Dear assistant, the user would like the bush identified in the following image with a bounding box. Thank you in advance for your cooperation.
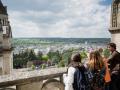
[103,48,110,58]
[41,64,46,69]
[42,55,49,61]
[58,60,65,67]
[31,65,35,70]
[80,51,88,59]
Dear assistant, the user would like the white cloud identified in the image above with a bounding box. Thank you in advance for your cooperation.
[8,0,111,38]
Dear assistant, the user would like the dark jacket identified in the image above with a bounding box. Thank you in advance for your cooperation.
[108,51,120,75]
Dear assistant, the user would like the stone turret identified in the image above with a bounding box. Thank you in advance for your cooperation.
[0,0,12,75]
[109,0,120,52]
[0,0,7,15]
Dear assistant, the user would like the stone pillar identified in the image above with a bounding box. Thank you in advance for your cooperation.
[60,75,63,83]
[3,38,12,49]
[0,18,3,75]
[16,81,43,90]
[0,1,13,75]
[0,56,3,75]
[109,0,120,52]
[2,51,13,75]
[111,32,120,52]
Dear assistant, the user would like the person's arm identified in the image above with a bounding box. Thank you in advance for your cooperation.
[63,67,76,90]
[107,51,117,63]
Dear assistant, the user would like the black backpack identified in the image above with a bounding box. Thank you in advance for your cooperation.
[91,67,106,90]
[73,65,93,90]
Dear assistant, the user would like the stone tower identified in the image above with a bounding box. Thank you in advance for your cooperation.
[0,0,12,75]
[109,0,120,52]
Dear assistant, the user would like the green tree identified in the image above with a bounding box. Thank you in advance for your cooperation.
[58,60,65,67]
[42,55,49,61]
[80,50,88,59]
[47,50,61,64]
[103,48,110,58]
[37,51,43,60]
[28,50,37,61]
[13,53,26,68]
[62,49,73,66]
[13,49,38,69]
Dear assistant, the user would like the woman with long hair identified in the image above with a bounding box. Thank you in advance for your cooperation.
[88,50,105,90]
[88,50,104,72]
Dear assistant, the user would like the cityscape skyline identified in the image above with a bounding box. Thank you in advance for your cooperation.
[2,0,112,38]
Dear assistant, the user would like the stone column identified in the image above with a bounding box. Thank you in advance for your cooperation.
[2,51,13,75]
[0,56,3,75]
[0,21,3,75]
[109,1,120,52]
[111,32,120,52]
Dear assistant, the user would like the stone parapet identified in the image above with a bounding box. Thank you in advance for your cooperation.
[0,67,67,90]
[109,28,120,34]
[111,33,120,52]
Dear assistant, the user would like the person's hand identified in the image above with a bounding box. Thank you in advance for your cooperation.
[63,74,67,78]
[103,57,108,62]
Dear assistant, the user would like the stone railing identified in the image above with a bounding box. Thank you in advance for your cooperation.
[0,67,67,90]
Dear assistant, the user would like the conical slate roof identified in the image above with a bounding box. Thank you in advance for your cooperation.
[114,0,120,3]
[0,0,3,7]
[0,0,7,15]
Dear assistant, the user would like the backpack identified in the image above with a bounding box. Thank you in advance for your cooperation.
[73,65,93,90]
[92,67,106,90]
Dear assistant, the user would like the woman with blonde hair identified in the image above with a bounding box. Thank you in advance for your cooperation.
[88,50,105,90]
[88,50,104,72]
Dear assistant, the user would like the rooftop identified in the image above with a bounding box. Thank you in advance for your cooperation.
[0,0,7,15]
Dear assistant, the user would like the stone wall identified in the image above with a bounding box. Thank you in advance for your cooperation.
[109,0,120,52]
[0,67,67,90]
[2,51,13,75]
[111,33,120,52]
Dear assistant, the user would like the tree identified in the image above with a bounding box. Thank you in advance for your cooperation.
[42,55,49,61]
[58,60,65,67]
[47,50,61,65]
[13,53,26,68]
[62,49,73,66]
[103,48,110,58]
[28,50,37,61]
[37,51,43,60]
[80,50,88,59]
[13,49,38,69]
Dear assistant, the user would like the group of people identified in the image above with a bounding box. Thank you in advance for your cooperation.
[63,43,120,90]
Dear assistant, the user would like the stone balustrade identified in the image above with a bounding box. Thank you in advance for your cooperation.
[0,67,67,90]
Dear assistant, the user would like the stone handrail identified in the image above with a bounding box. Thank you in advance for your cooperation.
[0,67,67,90]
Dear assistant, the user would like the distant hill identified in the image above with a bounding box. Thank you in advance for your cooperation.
[12,38,110,46]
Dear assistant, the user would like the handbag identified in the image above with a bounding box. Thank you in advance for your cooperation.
[104,59,111,83]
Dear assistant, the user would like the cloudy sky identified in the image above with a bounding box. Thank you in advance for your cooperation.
[2,0,112,38]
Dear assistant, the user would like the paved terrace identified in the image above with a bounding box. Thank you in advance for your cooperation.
[0,67,67,90]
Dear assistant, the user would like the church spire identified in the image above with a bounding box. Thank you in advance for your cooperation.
[114,0,119,3]
[0,0,3,7]
[0,0,7,15]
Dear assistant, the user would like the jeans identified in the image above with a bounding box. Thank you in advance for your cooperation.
[109,74,120,90]
[104,83,110,90]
